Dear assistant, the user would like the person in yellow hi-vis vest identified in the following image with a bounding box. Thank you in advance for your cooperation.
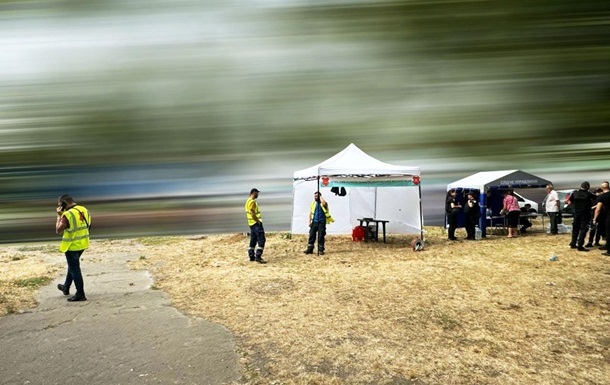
[55,194,91,302]
[304,191,334,255]
[245,188,267,264]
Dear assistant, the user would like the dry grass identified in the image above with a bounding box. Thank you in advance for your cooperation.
[0,244,58,315]
[132,228,609,385]
[2,228,609,384]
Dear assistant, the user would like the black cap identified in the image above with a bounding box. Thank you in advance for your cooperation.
[250,188,260,194]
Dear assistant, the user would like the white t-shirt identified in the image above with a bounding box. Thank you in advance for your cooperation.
[545,190,559,213]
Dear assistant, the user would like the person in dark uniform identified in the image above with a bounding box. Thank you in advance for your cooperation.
[586,188,605,248]
[463,191,480,240]
[568,181,597,251]
[445,189,462,241]
[593,181,610,256]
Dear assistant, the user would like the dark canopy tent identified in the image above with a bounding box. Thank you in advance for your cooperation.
[447,170,552,237]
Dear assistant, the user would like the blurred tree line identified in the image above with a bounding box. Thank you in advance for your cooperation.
[1,0,609,169]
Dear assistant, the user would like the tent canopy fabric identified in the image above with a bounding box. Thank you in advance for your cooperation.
[291,143,423,236]
[294,143,420,180]
[447,170,552,191]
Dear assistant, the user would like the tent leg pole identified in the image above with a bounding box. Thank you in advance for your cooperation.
[419,183,424,240]
[317,175,320,256]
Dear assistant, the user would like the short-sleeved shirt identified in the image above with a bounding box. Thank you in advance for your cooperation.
[596,192,610,222]
[569,189,596,214]
[446,196,459,214]
[503,195,520,212]
[545,190,559,213]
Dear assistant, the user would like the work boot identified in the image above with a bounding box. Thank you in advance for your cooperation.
[303,249,313,255]
[255,258,267,264]
[57,284,70,296]
[577,246,589,252]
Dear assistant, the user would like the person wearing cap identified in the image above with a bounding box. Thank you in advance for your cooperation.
[463,191,480,240]
[568,181,596,251]
[304,191,334,255]
[245,188,266,263]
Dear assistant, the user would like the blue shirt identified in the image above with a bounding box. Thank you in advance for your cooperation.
[312,202,326,223]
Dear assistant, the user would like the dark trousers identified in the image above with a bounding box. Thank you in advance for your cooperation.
[465,217,477,239]
[64,249,85,297]
[248,223,266,260]
[548,212,559,234]
[307,221,326,252]
[589,215,607,245]
[520,218,532,233]
[447,212,458,239]
[571,211,591,247]
[605,217,610,251]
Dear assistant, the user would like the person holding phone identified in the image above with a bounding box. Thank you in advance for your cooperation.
[304,191,334,255]
[55,194,91,302]
[464,191,480,240]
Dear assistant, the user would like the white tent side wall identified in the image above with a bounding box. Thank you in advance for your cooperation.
[348,187,376,229]
[291,181,353,234]
[291,180,422,235]
[375,187,422,233]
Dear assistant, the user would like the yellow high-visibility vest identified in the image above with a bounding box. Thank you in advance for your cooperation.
[310,201,334,223]
[245,197,262,226]
[59,205,91,252]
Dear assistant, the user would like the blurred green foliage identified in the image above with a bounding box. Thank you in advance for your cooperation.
[1,0,609,168]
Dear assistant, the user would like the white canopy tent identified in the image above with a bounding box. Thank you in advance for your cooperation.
[291,143,423,237]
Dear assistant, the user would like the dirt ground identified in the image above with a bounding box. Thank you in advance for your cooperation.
[1,226,609,385]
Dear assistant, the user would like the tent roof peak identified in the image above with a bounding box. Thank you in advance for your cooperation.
[293,144,420,179]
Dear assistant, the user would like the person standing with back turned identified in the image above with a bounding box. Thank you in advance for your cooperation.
[56,194,91,302]
[501,190,521,238]
[568,181,596,251]
[245,188,267,264]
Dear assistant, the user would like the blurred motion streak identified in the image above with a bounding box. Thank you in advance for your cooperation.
[1,0,608,242]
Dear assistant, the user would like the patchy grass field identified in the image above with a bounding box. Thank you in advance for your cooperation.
[0,244,58,315]
[2,227,609,384]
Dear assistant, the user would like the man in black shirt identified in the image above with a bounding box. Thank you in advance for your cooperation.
[585,188,605,247]
[568,182,596,251]
[519,204,533,234]
[464,191,480,240]
[445,189,462,241]
[593,181,610,256]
